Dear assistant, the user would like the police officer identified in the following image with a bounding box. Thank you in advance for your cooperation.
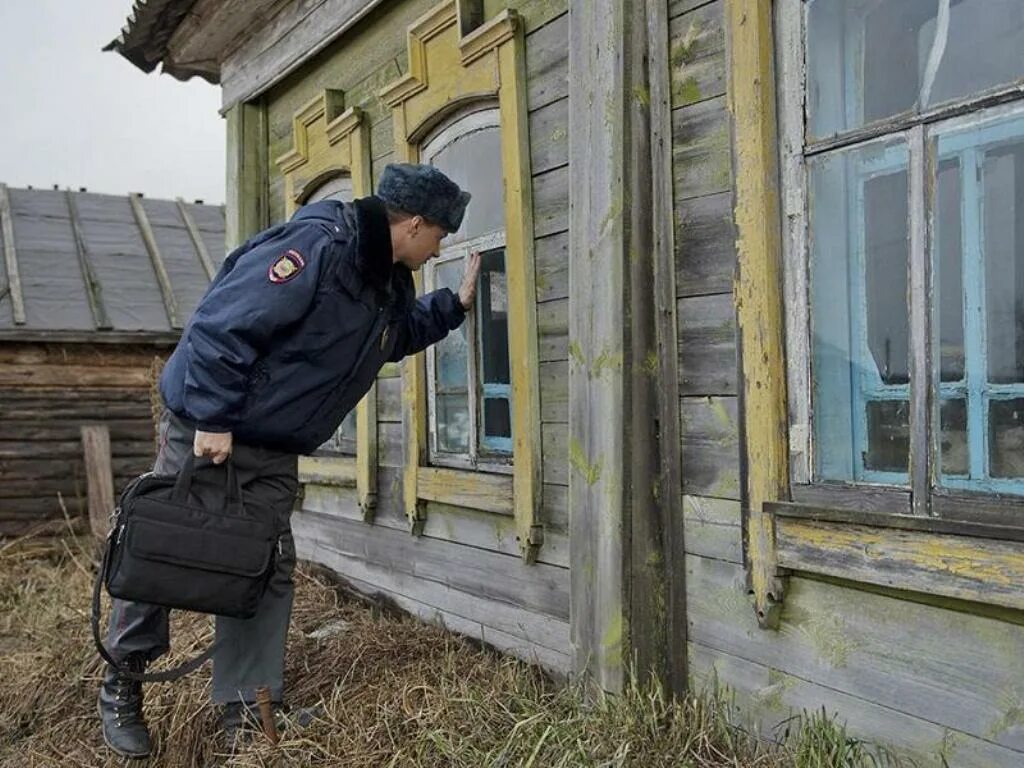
[98,164,480,758]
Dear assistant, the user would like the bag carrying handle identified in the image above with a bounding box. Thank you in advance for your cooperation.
[172,454,243,508]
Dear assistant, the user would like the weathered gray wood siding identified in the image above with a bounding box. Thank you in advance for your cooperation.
[263,0,572,672]
[672,1,1024,764]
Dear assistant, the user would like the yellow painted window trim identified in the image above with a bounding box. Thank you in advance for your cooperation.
[727,0,789,626]
[278,89,378,521]
[381,0,543,562]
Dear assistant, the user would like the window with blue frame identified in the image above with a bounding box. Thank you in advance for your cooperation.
[421,107,513,469]
[788,0,1024,502]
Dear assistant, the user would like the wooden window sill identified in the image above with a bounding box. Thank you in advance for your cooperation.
[417,466,513,515]
[767,501,1024,611]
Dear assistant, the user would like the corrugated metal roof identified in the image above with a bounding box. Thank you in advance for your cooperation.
[104,0,217,83]
[0,185,224,340]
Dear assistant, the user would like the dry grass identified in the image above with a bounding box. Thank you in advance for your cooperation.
[0,532,902,768]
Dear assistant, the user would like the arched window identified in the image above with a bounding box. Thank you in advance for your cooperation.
[421,107,512,468]
[305,173,359,457]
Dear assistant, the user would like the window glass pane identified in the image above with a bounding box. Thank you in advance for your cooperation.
[807,0,1024,139]
[984,140,1024,384]
[865,400,910,473]
[305,174,353,204]
[809,139,909,483]
[919,1,1024,111]
[436,393,471,454]
[428,124,503,245]
[483,399,512,441]
[990,399,1024,478]
[940,398,968,476]
[864,170,910,386]
[936,158,965,382]
[478,250,510,386]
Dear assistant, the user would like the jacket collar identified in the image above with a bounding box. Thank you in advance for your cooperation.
[350,196,394,293]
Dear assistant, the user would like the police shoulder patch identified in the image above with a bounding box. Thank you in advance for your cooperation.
[268,249,306,284]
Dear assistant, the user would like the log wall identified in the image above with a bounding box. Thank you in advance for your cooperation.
[0,342,166,536]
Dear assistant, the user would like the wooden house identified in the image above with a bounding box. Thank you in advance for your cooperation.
[0,185,223,535]
[109,0,1024,763]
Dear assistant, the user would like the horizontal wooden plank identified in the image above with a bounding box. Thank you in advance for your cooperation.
[293,508,569,619]
[537,298,567,363]
[771,500,1024,543]
[776,517,1024,612]
[669,0,725,108]
[0,419,153,443]
[689,643,1024,767]
[686,553,1024,756]
[528,97,568,175]
[0,344,166,367]
[417,466,513,515]
[541,482,568,532]
[683,494,742,563]
[669,0,716,18]
[421,500,569,568]
[679,396,739,499]
[532,165,568,238]
[675,191,736,297]
[677,292,736,396]
[298,455,357,487]
[0,441,153,461]
[535,230,568,303]
[295,531,570,665]
[540,360,568,423]
[525,11,568,111]
[541,422,567,486]
[671,96,731,201]
[0,364,151,389]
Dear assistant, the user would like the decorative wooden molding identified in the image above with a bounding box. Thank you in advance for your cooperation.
[418,467,514,514]
[176,197,218,281]
[65,190,113,331]
[129,193,182,330]
[0,184,26,326]
[460,11,518,66]
[727,0,790,629]
[383,0,541,561]
[278,88,378,521]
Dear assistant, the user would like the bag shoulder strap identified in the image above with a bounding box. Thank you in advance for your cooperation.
[91,540,220,683]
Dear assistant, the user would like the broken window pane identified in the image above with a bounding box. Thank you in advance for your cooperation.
[940,398,969,476]
[810,139,909,483]
[864,400,910,473]
[807,0,1024,140]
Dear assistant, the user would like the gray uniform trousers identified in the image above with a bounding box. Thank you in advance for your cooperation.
[106,411,300,704]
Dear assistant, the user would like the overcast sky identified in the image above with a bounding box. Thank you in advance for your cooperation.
[0,0,226,203]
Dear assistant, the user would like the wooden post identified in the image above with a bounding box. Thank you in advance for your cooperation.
[568,0,683,694]
[225,101,269,250]
[82,425,115,539]
[727,0,790,628]
[0,183,26,325]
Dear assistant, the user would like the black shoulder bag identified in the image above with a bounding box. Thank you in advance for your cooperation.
[91,456,278,682]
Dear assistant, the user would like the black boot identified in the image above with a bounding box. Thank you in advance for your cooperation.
[98,654,152,759]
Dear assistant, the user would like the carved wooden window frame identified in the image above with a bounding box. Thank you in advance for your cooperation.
[380,0,543,561]
[730,0,1024,627]
[275,90,378,520]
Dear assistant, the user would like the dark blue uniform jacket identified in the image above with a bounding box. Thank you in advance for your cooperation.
[159,196,465,454]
